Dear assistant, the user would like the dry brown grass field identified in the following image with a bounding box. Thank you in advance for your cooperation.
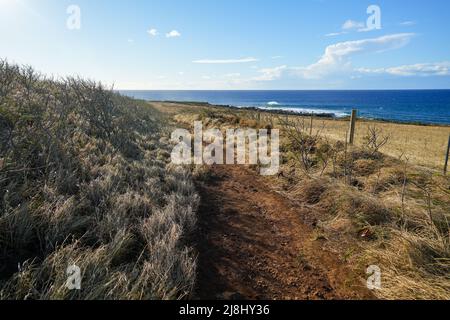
[292,116,450,170]
[155,102,450,169]
[159,102,450,300]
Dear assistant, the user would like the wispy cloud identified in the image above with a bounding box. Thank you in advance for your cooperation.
[253,65,287,81]
[400,21,417,27]
[325,32,346,37]
[147,28,158,36]
[357,62,450,77]
[193,57,259,64]
[166,30,181,38]
[342,19,365,31]
[296,33,415,79]
[252,33,415,81]
[326,18,380,37]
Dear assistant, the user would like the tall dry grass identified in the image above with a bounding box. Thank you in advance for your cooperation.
[272,114,450,169]
[0,61,199,300]
[171,104,450,300]
[164,102,450,169]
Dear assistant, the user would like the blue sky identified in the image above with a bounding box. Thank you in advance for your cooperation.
[1,0,449,89]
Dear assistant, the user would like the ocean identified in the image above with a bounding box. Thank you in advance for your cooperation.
[120,90,450,125]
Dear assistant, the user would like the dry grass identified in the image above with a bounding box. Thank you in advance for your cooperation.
[168,102,450,300]
[163,102,450,169]
[365,228,449,300]
[283,116,450,169]
[0,61,199,300]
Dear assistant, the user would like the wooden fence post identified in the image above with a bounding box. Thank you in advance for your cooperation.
[348,109,358,145]
[444,134,450,175]
[310,112,314,136]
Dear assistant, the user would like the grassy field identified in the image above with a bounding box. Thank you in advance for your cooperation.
[156,102,450,169]
[166,102,450,300]
[153,101,450,168]
[295,116,450,170]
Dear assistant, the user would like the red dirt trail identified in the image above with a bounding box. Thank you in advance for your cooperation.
[194,165,374,300]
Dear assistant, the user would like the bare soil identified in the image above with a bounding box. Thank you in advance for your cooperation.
[194,165,374,300]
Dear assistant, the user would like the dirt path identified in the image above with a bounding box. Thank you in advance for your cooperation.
[194,165,374,300]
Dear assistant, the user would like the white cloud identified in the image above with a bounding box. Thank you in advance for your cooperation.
[400,21,416,27]
[193,57,259,64]
[166,30,181,38]
[325,32,346,37]
[271,56,284,60]
[253,65,287,81]
[326,18,381,37]
[147,28,158,36]
[296,33,415,79]
[342,20,365,31]
[247,33,414,82]
[357,62,450,77]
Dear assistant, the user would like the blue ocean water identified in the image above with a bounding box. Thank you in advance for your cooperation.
[120,90,450,125]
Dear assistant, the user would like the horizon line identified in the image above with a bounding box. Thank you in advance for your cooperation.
[116,88,450,91]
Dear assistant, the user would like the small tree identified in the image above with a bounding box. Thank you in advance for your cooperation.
[278,116,324,175]
[363,126,391,156]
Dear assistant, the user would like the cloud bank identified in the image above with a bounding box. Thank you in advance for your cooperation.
[255,33,415,81]
[357,62,450,77]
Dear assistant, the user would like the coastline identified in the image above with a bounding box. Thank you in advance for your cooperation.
[153,100,450,169]
[151,100,450,128]
[119,89,450,127]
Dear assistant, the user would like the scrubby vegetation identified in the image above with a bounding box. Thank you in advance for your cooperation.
[0,61,199,300]
[1,60,447,300]
[172,104,450,300]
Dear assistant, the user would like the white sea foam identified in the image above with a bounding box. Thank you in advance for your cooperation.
[271,107,348,118]
[236,105,349,118]
[267,101,279,106]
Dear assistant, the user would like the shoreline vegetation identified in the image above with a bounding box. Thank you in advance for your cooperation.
[0,61,199,299]
[143,100,450,128]
[154,101,450,170]
[1,61,449,300]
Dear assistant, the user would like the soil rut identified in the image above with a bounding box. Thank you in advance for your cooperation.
[195,165,373,300]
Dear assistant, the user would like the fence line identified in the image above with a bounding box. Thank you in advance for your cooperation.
[348,109,358,145]
[444,134,450,175]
